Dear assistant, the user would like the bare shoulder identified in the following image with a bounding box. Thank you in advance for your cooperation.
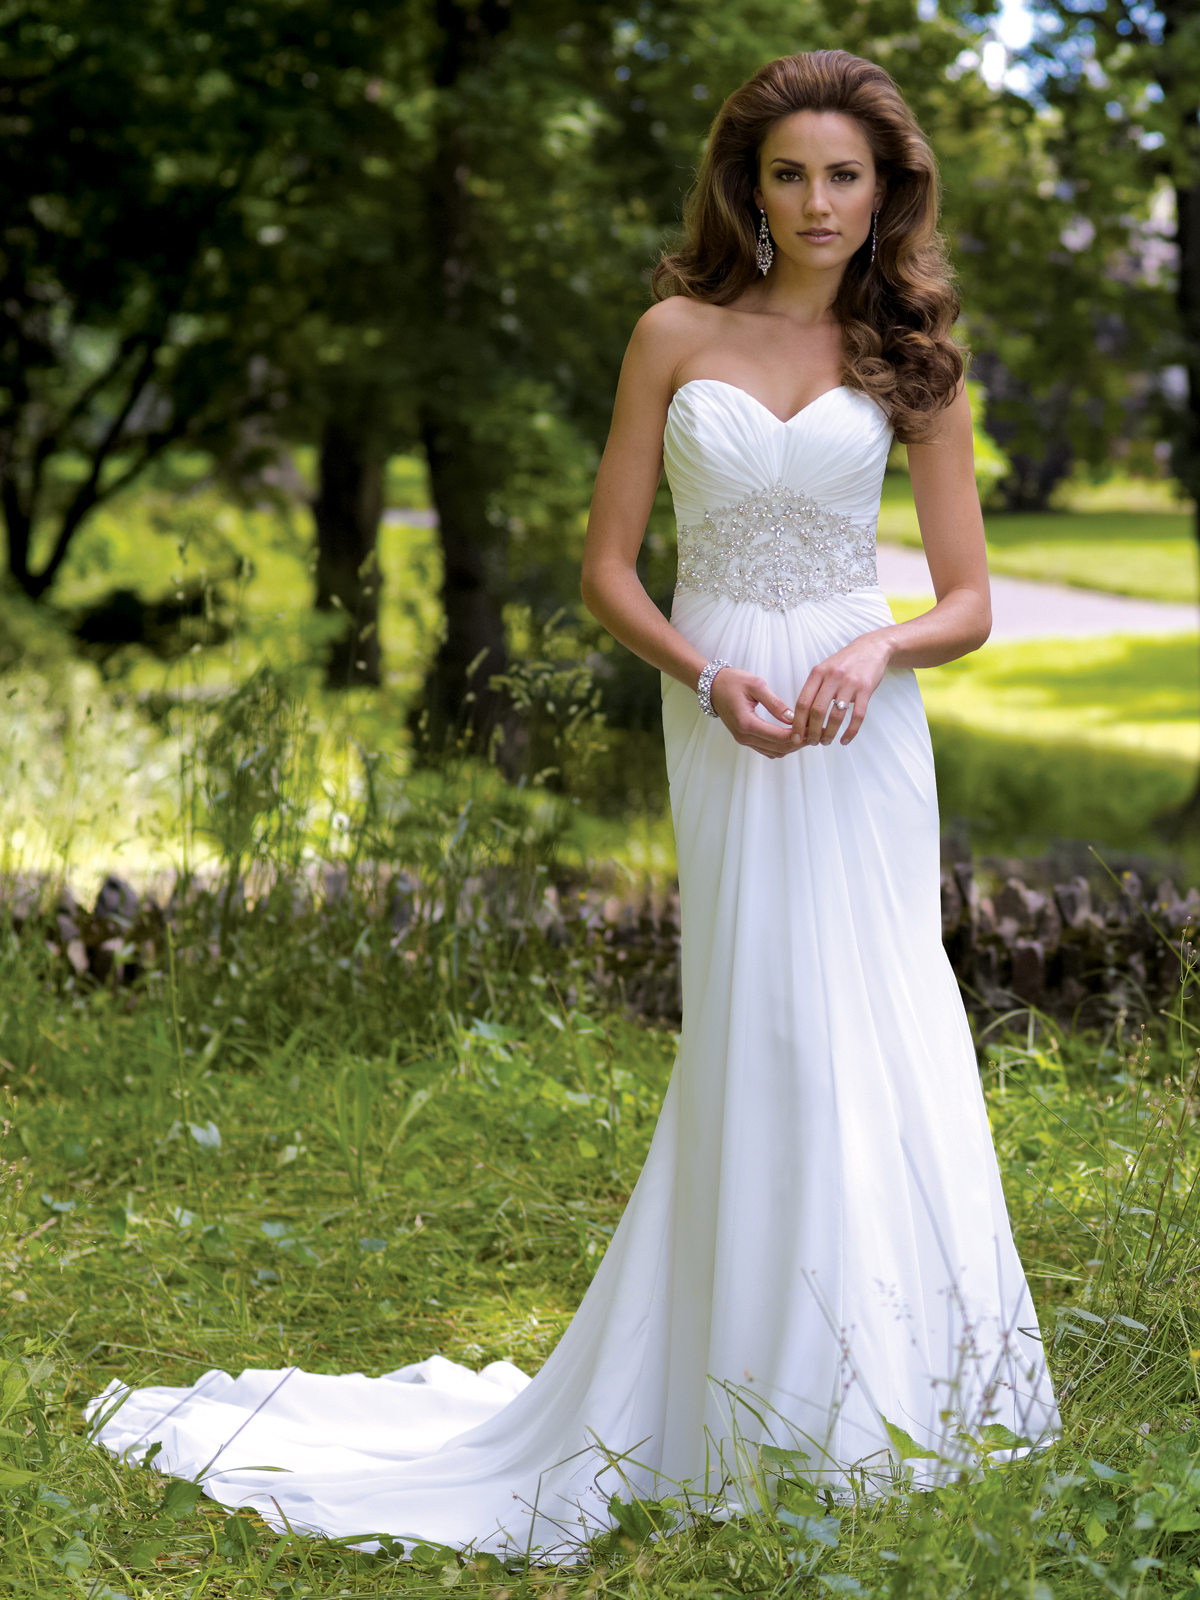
[907,380,971,452]
[626,295,726,385]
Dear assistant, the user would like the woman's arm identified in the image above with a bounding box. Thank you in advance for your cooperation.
[791,383,991,747]
[582,304,799,758]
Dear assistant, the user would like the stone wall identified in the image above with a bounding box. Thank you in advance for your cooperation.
[14,851,1196,1032]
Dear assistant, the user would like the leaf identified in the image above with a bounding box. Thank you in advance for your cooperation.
[577,1138,599,1160]
[978,1424,1033,1453]
[384,1085,434,1157]
[216,1512,260,1563]
[761,1443,811,1471]
[1163,1511,1200,1534]
[1086,1514,1108,1547]
[819,1579,863,1596]
[777,1509,841,1548]
[1089,1460,1130,1482]
[0,1466,34,1487]
[409,1543,446,1568]
[1110,1314,1149,1331]
[53,1535,91,1578]
[882,1417,938,1460]
[608,1493,672,1543]
[161,1478,203,1520]
[188,1120,221,1149]
[130,1539,168,1571]
[106,1204,127,1240]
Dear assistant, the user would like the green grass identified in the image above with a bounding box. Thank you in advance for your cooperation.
[9,815,1200,1596]
[878,477,1199,604]
[920,634,1200,767]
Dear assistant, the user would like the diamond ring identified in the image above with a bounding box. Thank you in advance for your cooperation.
[833,699,849,712]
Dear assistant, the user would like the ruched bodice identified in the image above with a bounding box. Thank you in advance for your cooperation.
[664,381,893,612]
[664,379,893,527]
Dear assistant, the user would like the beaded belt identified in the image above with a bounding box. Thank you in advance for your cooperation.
[674,482,878,612]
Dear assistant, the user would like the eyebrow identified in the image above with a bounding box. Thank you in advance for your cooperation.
[768,157,865,171]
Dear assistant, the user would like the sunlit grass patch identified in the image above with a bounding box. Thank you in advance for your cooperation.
[920,633,1200,767]
[878,475,1198,604]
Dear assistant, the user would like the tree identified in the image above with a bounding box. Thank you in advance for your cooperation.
[0,0,393,601]
[273,0,1044,724]
[1019,1,1199,523]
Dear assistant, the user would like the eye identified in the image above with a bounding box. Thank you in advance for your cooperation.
[832,170,858,182]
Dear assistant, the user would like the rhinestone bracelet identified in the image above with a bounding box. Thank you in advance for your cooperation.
[696,658,730,718]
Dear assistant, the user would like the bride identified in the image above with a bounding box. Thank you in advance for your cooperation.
[92,49,1059,1554]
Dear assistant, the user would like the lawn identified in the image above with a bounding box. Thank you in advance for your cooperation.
[6,781,1200,1597]
[878,476,1199,605]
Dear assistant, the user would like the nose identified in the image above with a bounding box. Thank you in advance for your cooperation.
[806,181,833,216]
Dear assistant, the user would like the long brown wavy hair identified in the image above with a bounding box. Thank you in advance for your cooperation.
[653,50,963,442]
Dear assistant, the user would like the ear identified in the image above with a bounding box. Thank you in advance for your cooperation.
[873,178,886,211]
[752,182,764,211]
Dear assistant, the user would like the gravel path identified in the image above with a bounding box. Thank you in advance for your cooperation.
[877,542,1200,640]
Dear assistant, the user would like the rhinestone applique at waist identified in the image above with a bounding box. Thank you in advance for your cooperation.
[675,481,878,612]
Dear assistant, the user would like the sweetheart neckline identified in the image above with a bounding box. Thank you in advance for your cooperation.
[670,378,850,427]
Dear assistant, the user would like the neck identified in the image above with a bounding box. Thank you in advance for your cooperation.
[752,252,845,324]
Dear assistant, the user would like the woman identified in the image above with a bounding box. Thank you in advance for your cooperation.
[92,50,1058,1554]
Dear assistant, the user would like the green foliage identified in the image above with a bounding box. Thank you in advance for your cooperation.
[927,714,1191,853]
[0,0,401,596]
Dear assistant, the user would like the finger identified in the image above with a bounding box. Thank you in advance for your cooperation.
[734,716,797,750]
[840,693,871,745]
[754,685,795,724]
[738,720,795,749]
[819,695,851,745]
[805,681,836,745]
[792,666,824,721]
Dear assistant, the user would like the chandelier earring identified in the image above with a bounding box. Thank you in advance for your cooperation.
[870,210,879,266]
[756,209,774,275]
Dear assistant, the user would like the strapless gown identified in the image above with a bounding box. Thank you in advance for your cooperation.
[90,379,1059,1554]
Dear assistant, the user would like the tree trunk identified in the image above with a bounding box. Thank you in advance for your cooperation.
[420,409,510,746]
[1175,176,1200,540]
[313,415,384,688]
[1158,174,1200,831]
[411,1,517,754]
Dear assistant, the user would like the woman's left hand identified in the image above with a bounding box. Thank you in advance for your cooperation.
[791,629,894,748]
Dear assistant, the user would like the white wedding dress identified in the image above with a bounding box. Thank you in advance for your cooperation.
[91,379,1058,1554]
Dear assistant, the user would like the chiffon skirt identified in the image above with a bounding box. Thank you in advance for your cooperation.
[90,586,1058,1554]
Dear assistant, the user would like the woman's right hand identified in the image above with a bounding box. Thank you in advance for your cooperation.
[710,668,799,758]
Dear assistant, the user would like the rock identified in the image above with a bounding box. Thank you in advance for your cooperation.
[953,863,978,932]
[1120,870,1143,906]
[94,875,140,928]
[994,877,1045,932]
[5,873,46,932]
[1055,877,1093,931]
[1033,898,1062,955]
[1012,939,1046,1004]
[388,873,415,937]
[940,872,964,938]
[90,936,134,985]
[322,866,349,904]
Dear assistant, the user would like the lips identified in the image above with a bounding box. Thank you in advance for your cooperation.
[801,230,837,240]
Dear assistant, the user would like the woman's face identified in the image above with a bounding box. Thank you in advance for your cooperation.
[753,110,884,276]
